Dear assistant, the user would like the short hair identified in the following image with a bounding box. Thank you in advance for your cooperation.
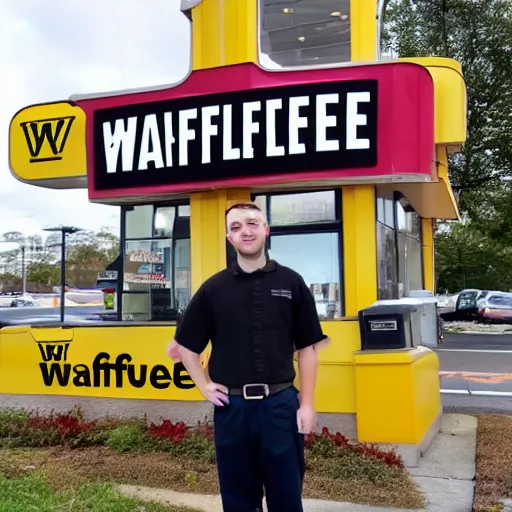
[225,202,268,230]
[225,202,262,217]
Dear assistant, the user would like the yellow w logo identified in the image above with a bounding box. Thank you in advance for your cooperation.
[20,116,75,163]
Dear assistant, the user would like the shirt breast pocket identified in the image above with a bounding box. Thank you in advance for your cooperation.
[268,288,294,323]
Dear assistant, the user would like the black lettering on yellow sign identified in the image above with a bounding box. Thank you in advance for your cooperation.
[20,116,75,163]
[37,342,196,391]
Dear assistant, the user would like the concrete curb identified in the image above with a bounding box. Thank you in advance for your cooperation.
[117,484,420,512]
[443,329,512,335]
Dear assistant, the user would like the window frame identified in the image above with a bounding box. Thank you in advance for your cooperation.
[120,199,191,322]
[247,188,344,318]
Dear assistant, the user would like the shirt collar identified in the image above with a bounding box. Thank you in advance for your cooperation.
[232,259,277,276]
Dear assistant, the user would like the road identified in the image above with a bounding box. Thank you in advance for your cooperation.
[439,332,512,415]
[0,306,113,323]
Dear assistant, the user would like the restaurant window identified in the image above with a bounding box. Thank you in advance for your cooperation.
[121,203,191,322]
[376,195,399,299]
[258,0,351,70]
[396,197,423,295]
[376,193,423,300]
[253,190,343,319]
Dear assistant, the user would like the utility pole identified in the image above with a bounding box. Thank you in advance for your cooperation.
[21,245,26,295]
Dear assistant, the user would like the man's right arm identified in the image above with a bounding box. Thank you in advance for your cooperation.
[173,285,229,406]
[178,346,209,392]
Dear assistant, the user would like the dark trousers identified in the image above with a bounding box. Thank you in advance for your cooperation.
[213,386,305,512]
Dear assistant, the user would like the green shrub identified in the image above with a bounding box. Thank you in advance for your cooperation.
[0,409,30,438]
[312,449,403,486]
[106,425,148,453]
[173,433,216,463]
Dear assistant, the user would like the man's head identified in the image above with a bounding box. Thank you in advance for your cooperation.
[225,202,269,259]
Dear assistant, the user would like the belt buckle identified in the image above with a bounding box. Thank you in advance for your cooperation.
[242,383,270,400]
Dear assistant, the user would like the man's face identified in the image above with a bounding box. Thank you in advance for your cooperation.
[226,208,268,258]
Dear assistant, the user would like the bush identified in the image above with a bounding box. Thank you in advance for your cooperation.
[305,427,404,469]
[313,449,402,486]
[0,407,404,472]
[147,419,215,462]
[0,409,30,438]
[106,425,149,453]
[148,419,190,443]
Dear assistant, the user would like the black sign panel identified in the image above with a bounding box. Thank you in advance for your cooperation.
[93,80,378,191]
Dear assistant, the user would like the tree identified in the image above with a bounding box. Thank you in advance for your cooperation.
[383,0,512,291]
[65,229,120,288]
[0,273,22,293]
[26,259,60,292]
[0,228,120,292]
[382,0,512,216]
[435,222,512,292]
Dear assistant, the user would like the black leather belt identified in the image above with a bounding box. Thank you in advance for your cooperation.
[228,381,293,400]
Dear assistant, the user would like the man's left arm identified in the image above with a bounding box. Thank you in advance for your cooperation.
[293,276,331,434]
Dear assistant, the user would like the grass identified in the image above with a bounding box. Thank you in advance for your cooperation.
[0,472,199,512]
[0,445,424,510]
[473,414,512,511]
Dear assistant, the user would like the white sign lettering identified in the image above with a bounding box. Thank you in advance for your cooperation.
[346,92,371,150]
[96,80,377,181]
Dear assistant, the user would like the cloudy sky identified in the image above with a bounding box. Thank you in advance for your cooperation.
[0,0,191,237]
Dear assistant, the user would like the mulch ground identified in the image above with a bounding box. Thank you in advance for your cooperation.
[473,414,512,511]
[0,446,424,509]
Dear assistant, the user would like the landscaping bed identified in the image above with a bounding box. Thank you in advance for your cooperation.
[0,407,424,510]
[473,414,512,511]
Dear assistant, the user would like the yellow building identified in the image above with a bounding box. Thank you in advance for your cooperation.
[4,0,466,466]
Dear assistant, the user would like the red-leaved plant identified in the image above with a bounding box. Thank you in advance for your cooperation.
[27,413,96,435]
[148,419,190,443]
[4,408,404,469]
[305,426,404,469]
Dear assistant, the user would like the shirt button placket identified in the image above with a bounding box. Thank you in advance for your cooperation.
[252,277,265,383]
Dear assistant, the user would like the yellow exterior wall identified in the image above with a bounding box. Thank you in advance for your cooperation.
[398,57,467,148]
[351,0,378,61]
[342,185,377,316]
[294,320,361,413]
[354,347,441,444]
[0,325,207,401]
[192,0,258,70]
[0,319,361,414]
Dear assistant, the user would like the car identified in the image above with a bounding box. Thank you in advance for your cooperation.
[477,293,512,323]
[9,295,39,308]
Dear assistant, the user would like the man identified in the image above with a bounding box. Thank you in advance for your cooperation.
[173,201,329,512]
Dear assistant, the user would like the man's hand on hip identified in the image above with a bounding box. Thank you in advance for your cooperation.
[201,382,230,407]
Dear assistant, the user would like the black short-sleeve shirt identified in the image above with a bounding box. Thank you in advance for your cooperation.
[175,259,327,388]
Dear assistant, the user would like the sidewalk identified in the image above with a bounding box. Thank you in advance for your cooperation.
[118,413,476,512]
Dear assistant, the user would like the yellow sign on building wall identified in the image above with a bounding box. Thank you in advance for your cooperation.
[9,101,88,188]
[0,325,206,401]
